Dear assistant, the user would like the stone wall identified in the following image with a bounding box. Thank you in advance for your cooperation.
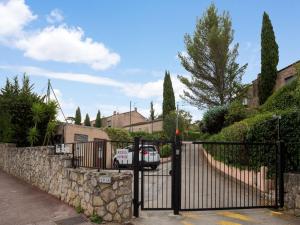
[0,143,132,222]
[284,173,300,216]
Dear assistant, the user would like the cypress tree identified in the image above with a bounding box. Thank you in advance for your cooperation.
[84,113,91,126]
[94,110,101,128]
[259,12,279,104]
[162,71,176,118]
[74,107,81,125]
[150,101,155,121]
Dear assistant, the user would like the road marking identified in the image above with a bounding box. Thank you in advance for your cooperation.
[181,212,201,219]
[271,211,283,216]
[181,220,194,225]
[217,211,252,222]
[217,221,241,225]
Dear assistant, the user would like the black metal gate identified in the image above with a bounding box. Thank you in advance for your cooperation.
[133,138,284,216]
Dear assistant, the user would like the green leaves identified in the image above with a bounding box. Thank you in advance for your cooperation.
[75,107,82,125]
[163,71,176,118]
[178,3,247,109]
[259,12,279,104]
[94,110,101,128]
[84,113,91,126]
[27,127,39,147]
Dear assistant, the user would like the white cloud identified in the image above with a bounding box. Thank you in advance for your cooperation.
[0,1,120,70]
[46,9,64,24]
[15,25,120,70]
[0,65,185,100]
[0,0,36,38]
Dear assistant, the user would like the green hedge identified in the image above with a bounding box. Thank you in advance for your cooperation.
[202,105,228,134]
[262,78,300,112]
[105,128,132,142]
[160,144,172,158]
[130,131,167,141]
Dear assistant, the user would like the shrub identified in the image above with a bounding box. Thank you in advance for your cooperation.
[75,204,84,214]
[202,105,228,134]
[130,131,166,141]
[261,78,300,112]
[105,128,132,142]
[160,144,172,158]
[90,212,102,224]
[225,101,247,126]
[184,130,205,141]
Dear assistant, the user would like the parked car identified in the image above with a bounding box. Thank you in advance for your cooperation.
[113,144,160,170]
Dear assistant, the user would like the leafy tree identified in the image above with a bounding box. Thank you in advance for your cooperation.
[202,105,228,134]
[162,71,176,118]
[150,101,155,121]
[0,75,57,146]
[75,107,81,125]
[178,4,247,109]
[84,113,91,126]
[163,110,191,140]
[94,110,102,128]
[258,12,279,104]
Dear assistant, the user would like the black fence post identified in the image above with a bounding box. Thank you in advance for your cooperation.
[133,137,140,217]
[173,135,181,215]
[278,140,285,208]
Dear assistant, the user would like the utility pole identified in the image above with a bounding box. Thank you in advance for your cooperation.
[47,79,51,103]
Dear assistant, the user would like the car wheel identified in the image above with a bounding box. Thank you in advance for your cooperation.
[113,160,120,169]
[151,165,158,170]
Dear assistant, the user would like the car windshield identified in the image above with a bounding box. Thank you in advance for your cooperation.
[141,146,156,152]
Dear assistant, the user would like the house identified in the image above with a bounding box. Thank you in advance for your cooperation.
[123,119,163,133]
[246,60,299,107]
[55,123,109,143]
[93,107,147,128]
[91,108,163,133]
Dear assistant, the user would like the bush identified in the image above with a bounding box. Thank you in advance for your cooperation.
[130,131,166,141]
[202,105,228,134]
[105,128,132,142]
[184,130,205,141]
[90,212,102,224]
[160,144,172,158]
[262,78,300,112]
[225,101,247,126]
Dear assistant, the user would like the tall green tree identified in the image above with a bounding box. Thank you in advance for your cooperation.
[259,12,279,104]
[150,101,155,121]
[162,71,176,118]
[178,4,247,109]
[94,110,102,128]
[84,113,91,126]
[75,107,81,125]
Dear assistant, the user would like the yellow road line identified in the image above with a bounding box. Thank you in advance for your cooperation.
[217,211,252,222]
[182,212,201,219]
[217,220,242,225]
[271,211,283,216]
[181,220,194,225]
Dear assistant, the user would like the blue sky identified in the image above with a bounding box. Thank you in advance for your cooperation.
[0,0,299,121]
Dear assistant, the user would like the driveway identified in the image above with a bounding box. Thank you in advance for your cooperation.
[141,143,271,209]
[0,170,92,225]
[133,209,300,225]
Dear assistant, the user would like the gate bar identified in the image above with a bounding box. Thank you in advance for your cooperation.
[133,137,140,217]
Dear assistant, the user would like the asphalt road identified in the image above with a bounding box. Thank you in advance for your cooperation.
[140,143,271,210]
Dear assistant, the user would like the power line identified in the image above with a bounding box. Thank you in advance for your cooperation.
[48,80,68,123]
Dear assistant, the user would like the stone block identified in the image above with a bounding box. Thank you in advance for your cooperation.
[101,188,116,203]
[107,201,117,214]
[93,196,104,207]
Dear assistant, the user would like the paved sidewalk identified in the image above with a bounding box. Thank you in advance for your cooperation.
[133,209,300,225]
[0,170,92,225]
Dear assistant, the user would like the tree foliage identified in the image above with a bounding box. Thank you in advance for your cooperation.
[84,113,91,126]
[178,4,247,109]
[162,71,176,118]
[75,107,81,125]
[0,75,58,146]
[258,12,279,104]
[94,110,102,128]
[150,101,155,121]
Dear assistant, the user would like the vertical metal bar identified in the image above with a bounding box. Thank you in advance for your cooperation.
[198,143,200,208]
[278,141,285,208]
[133,137,140,217]
[173,136,181,215]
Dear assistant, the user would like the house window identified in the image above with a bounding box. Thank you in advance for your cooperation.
[74,134,88,142]
[285,75,296,84]
[107,120,112,128]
